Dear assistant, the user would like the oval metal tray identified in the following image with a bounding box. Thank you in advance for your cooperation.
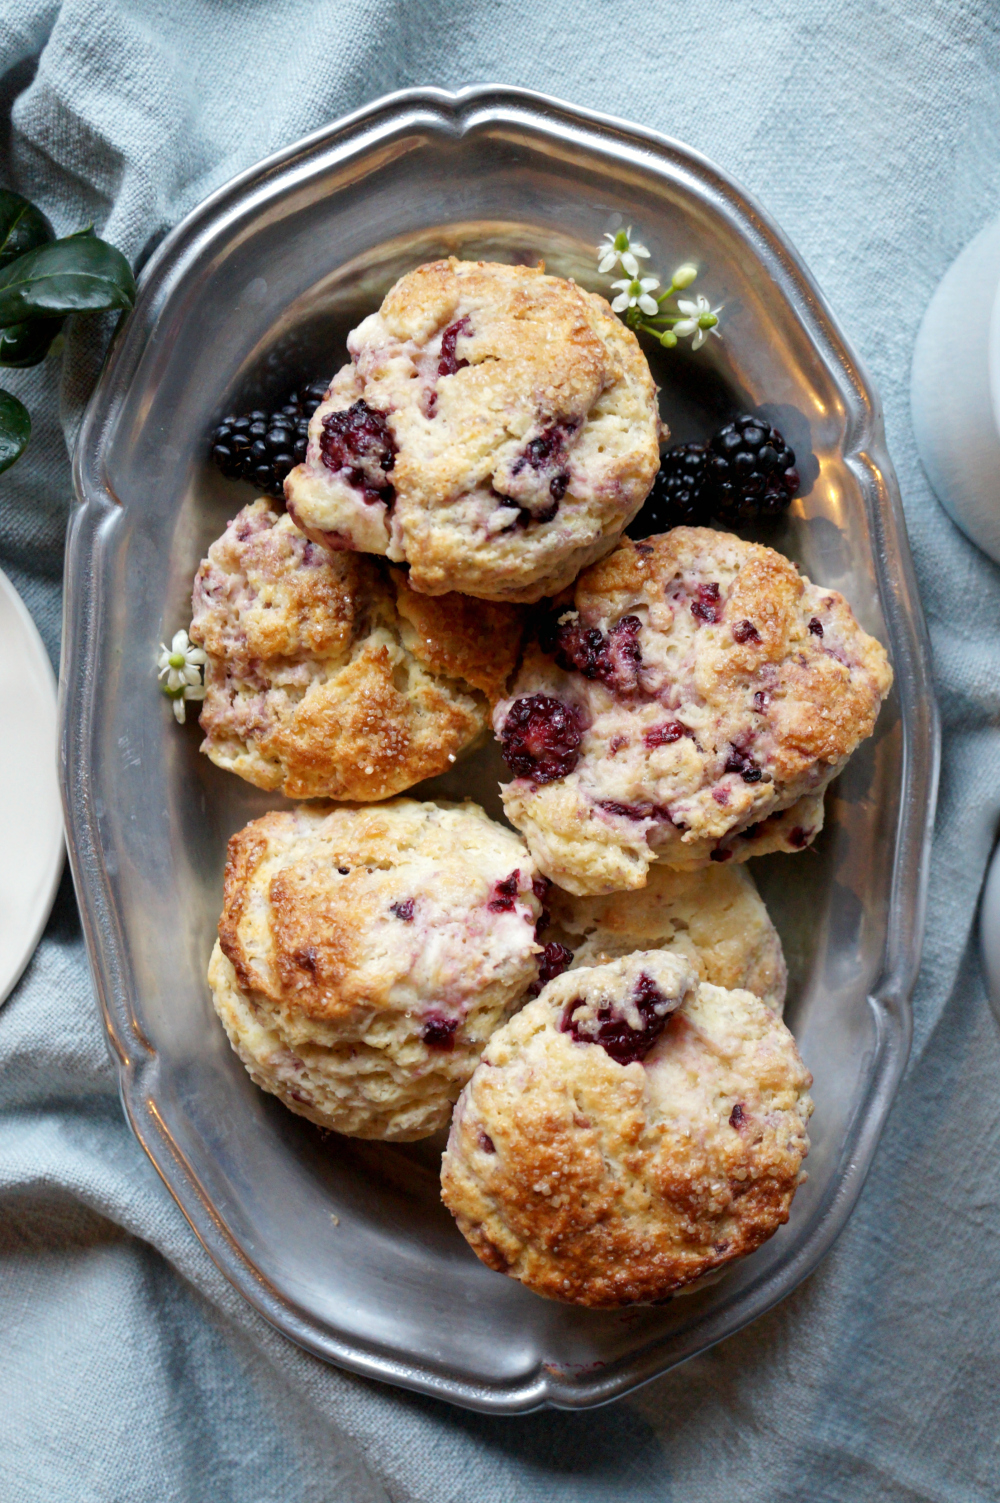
[62,85,938,1413]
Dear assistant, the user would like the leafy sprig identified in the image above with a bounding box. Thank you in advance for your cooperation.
[597,228,722,351]
[0,189,137,475]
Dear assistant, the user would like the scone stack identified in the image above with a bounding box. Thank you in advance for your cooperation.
[192,257,893,1308]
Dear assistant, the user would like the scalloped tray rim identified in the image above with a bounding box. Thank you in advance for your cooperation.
[62,83,939,1414]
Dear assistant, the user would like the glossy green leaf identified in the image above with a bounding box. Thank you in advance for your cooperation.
[0,388,30,473]
[0,317,65,368]
[0,189,54,271]
[0,234,136,326]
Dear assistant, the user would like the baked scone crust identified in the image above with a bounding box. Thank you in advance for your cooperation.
[284,258,663,603]
[548,861,787,1013]
[211,800,544,1141]
[190,500,523,799]
[494,527,892,893]
[441,951,813,1306]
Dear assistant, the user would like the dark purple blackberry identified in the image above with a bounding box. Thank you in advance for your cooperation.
[505,420,577,521]
[539,612,642,694]
[438,315,471,377]
[627,414,801,535]
[499,695,583,783]
[487,871,521,912]
[560,971,672,1065]
[691,582,721,624]
[421,1014,458,1051]
[630,441,713,532]
[528,941,573,997]
[210,379,330,498]
[707,414,800,523]
[318,399,396,504]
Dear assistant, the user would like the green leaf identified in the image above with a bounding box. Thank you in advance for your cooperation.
[0,189,54,271]
[0,234,136,325]
[0,388,30,473]
[0,317,65,368]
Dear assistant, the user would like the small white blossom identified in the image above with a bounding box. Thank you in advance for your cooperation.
[610,275,661,316]
[673,294,723,350]
[157,628,207,724]
[597,226,650,278]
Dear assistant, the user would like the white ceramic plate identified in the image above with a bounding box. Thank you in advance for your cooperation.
[911,212,1000,563]
[0,568,63,1004]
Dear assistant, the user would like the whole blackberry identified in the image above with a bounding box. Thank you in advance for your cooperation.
[634,441,714,531]
[707,414,800,523]
[210,380,330,498]
[628,414,801,535]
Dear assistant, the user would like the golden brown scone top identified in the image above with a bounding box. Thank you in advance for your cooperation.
[218,800,542,1025]
[390,565,521,703]
[210,800,544,1141]
[379,258,617,409]
[577,528,893,779]
[441,951,813,1307]
[190,500,524,800]
[548,860,787,1012]
[284,258,663,603]
[493,526,892,893]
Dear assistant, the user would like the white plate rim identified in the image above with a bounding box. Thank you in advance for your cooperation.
[0,567,64,1005]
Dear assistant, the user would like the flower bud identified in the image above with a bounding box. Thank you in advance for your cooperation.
[660,330,678,348]
[671,263,698,289]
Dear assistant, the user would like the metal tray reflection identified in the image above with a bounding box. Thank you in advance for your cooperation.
[62,86,938,1412]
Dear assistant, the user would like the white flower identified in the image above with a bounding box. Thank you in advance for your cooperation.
[157,628,207,725]
[597,226,650,278]
[610,275,661,316]
[673,294,723,350]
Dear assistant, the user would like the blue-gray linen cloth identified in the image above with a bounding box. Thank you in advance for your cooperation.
[1,2,997,1499]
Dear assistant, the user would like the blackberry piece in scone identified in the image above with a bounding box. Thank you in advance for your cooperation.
[283,258,663,603]
[441,950,813,1306]
[190,499,523,800]
[493,527,893,895]
[208,800,545,1141]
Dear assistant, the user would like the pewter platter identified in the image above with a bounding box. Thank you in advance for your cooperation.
[62,86,938,1412]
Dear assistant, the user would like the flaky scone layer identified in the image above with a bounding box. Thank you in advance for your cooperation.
[284,258,663,603]
[547,861,787,1013]
[211,800,544,1141]
[441,951,812,1306]
[190,499,523,799]
[494,527,892,893]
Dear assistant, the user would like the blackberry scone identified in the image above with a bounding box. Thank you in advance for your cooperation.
[208,800,546,1141]
[283,258,663,603]
[190,499,523,800]
[544,861,786,1013]
[494,527,893,894]
[441,950,813,1306]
